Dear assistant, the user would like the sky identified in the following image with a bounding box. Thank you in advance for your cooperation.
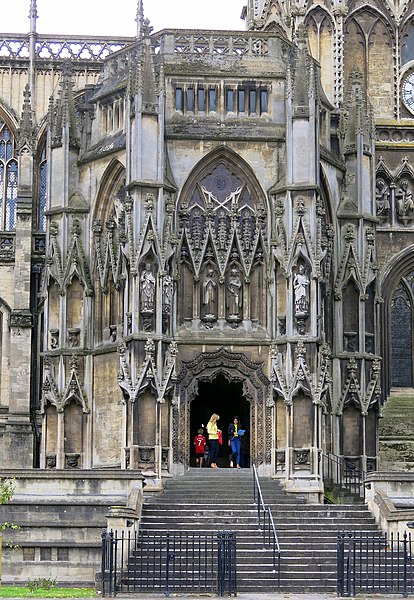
[3,0,246,37]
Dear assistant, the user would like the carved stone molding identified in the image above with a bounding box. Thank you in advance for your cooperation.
[175,347,271,467]
[10,310,32,328]
[294,449,310,465]
[45,453,56,469]
[65,453,80,468]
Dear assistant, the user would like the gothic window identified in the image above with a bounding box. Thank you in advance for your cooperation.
[93,161,127,344]
[177,154,268,328]
[306,9,334,103]
[391,281,413,387]
[197,88,205,112]
[226,85,268,116]
[343,281,360,352]
[402,22,414,66]
[249,89,257,114]
[174,83,267,116]
[238,89,246,113]
[260,89,268,113]
[175,87,183,111]
[226,88,235,112]
[38,143,47,232]
[0,119,17,231]
[187,87,195,111]
[209,88,216,112]
[344,11,393,117]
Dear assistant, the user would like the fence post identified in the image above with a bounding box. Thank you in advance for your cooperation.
[403,531,408,598]
[217,531,237,597]
[165,532,171,597]
[337,532,344,597]
[347,537,355,597]
[217,531,224,597]
[230,532,237,596]
[101,530,108,598]
[108,530,115,598]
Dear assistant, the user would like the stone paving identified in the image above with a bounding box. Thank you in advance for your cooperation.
[12,594,409,600]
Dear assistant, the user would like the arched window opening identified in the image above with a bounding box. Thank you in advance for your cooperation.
[38,143,47,232]
[402,22,414,66]
[391,281,413,388]
[0,120,17,231]
[177,152,268,330]
[93,161,127,344]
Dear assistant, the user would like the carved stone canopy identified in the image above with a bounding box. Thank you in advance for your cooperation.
[177,347,270,397]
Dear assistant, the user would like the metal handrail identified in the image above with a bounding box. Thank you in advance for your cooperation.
[252,464,281,578]
[322,452,366,499]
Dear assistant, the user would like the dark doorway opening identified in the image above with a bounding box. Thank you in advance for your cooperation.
[190,374,250,468]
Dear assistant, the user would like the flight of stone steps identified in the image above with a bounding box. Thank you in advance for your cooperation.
[137,468,381,592]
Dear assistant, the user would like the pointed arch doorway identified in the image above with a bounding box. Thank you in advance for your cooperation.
[172,348,272,475]
[190,374,251,468]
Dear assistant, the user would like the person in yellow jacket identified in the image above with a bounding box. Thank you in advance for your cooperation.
[206,413,221,468]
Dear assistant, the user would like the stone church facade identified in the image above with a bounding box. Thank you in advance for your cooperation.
[0,0,413,499]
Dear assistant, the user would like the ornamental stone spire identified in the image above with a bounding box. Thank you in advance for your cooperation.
[29,0,38,34]
[136,0,144,39]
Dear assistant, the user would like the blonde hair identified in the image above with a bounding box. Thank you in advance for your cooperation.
[208,413,220,424]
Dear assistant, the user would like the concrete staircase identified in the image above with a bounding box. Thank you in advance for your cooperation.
[139,468,381,592]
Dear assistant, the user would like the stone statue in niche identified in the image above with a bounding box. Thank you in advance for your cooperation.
[202,268,217,324]
[49,329,59,349]
[163,275,173,315]
[375,178,390,220]
[162,274,173,333]
[140,263,156,313]
[227,267,242,323]
[68,328,80,348]
[293,265,310,317]
[396,180,414,222]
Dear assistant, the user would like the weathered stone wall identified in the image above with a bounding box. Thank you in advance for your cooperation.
[92,353,123,467]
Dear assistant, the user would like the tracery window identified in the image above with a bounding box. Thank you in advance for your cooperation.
[0,119,17,231]
[391,280,413,387]
[402,23,414,66]
[177,156,268,328]
[38,143,47,232]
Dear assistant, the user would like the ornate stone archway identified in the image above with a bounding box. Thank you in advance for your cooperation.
[173,348,272,473]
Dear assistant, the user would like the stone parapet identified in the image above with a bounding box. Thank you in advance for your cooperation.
[0,469,144,586]
[365,472,414,537]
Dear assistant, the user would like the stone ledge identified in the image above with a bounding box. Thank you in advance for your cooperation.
[0,468,144,480]
[366,471,414,482]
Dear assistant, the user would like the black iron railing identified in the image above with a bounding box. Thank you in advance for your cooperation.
[101,529,236,597]
[252,463,281,581]
[337,530,414,597]
[323,452,366,499]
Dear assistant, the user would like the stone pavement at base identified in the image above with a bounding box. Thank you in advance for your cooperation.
[8,594,410,600]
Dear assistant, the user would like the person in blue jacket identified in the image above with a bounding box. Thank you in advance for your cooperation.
[227,416,243,469]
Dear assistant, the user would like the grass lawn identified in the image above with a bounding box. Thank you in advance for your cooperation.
[0,587,96,598]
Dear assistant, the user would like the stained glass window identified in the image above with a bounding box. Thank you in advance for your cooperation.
[0,119,18,231]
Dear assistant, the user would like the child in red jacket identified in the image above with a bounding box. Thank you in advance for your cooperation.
[194,428,206,467]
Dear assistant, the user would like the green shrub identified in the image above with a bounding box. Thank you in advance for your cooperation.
[26,578,57,592]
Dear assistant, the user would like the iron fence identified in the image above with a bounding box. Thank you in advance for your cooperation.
[337,531,414,596]
[101,529,237,597]
[323,452,366,499]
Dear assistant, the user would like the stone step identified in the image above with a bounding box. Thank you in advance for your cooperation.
[137,471,380,594]
[141,510,376,523]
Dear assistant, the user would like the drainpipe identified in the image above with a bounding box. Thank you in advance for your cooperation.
[30,264,42,467]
